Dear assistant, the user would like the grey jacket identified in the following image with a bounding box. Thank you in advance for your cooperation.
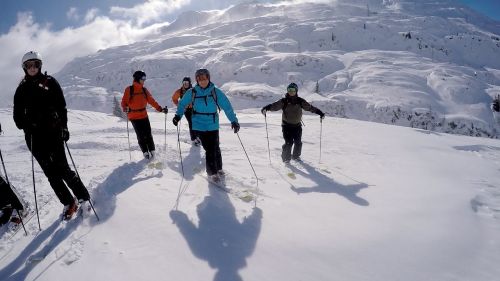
[265,94,322,126]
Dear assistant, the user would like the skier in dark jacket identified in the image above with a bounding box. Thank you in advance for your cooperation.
[0,123,28,226]
[13,51,90,220]
[172,69,240,182]
[261,83,325,163]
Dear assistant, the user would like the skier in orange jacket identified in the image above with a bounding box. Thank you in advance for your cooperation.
[121,70,167,159]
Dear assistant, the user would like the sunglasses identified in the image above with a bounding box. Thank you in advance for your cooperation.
[183,81,190,85]
[23,60,41,69]
[287,88,297,93]
[140,76,146,81]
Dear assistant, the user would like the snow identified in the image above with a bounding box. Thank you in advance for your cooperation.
[0,107,499,281]
[1,1,500,280]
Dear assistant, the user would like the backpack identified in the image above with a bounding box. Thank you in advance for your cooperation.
[128,85,147,102]
[190,87,221,122]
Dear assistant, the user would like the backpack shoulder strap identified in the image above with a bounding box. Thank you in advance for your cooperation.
[128,85,134,102]
[281,97,288,110]
[191,88,197,106]
[211,88,221,112]
[143,87,148,99]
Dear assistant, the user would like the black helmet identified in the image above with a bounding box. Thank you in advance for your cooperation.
[133,70,146,82]
[182,77,191,83]
[195,69,210,80]
[287,82,298,92]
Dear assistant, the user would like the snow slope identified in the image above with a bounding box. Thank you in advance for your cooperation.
[48,0,500,137]
[0,108,499,281]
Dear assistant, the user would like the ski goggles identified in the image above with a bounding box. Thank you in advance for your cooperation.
[183,81,190,86]
[140,76,146,81]
[287,88,297,94]
[23,60,42,69]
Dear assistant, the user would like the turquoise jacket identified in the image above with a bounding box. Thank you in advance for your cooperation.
[176,82,238,131]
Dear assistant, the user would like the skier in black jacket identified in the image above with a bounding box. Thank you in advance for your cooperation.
[261,83,325,163]
[13,51,89,220]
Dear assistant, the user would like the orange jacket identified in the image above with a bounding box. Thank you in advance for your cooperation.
[172,88,192,109]
[121,82,162,120]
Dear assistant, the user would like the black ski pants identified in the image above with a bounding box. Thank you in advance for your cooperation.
[26,132,89,206]
[184,108,197,141]
[131,117,155,153]
[195,130,222,176]
[282,124,302,162]
[0,176,25,210]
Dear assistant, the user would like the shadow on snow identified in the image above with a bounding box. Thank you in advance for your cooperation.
[170,183,262,281]
[286,161,370,206]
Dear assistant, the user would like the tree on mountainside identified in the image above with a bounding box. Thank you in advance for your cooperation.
[113,96,126,119]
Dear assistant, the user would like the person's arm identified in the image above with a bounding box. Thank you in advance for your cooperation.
[121,87,130,112]
[300,98,324,118]
[215,88,238,123]
[145,88,162,112]
[172,89,181,106]
[50,77,68,128]
[13,86,26,130]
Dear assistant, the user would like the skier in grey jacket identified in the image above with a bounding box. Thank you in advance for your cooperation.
[261,83,325,163]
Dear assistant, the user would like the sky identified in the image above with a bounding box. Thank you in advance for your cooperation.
[0,0,498,103]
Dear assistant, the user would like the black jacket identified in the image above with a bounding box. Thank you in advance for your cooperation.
[13,73,68,134]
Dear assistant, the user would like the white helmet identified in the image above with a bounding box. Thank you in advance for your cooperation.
[21,51,43,69]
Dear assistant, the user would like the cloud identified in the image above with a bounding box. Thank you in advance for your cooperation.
[0,0,262,107]
[110,0,192,26]
[0,11,164,107]
[84,8,100,23]
[67,7,80,21]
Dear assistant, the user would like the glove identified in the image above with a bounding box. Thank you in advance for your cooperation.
[261,107,267,116]
[162,106,168,114]
[317,110,325,119]
[123,107,130,113]
[172,115,181,126]
[231,121,240,133]
[62,128,70,142]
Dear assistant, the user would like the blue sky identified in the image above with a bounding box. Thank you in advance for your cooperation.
[0,0,499,34]
[1,0,499,35]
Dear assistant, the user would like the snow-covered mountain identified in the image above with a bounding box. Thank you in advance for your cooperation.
[0,107,499,281]
[55,0,500,138]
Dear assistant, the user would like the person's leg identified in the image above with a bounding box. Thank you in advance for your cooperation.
[199,131,218,176]
[281,126,293,162]
[131,119,149,153]
[213,131,222,172]
[0,176,25,211]
[51,140,90,202]
[292,126,303,160]
[26,134,74,206]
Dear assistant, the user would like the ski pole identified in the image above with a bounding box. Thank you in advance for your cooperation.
[30,135,41,231]
[236,132,259,188]
[0,147,27,235]
[164,111,167,151]
[173,123,186,210]
[319,118,323,163]
[176,123,185,178]
[126,119,131,161]
[65,142,100,221]
[264,114,271,164]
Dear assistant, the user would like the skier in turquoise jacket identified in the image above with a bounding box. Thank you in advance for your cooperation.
[173,69,240,182]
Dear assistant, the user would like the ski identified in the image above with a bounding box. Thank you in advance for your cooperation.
[199,173,256,203]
